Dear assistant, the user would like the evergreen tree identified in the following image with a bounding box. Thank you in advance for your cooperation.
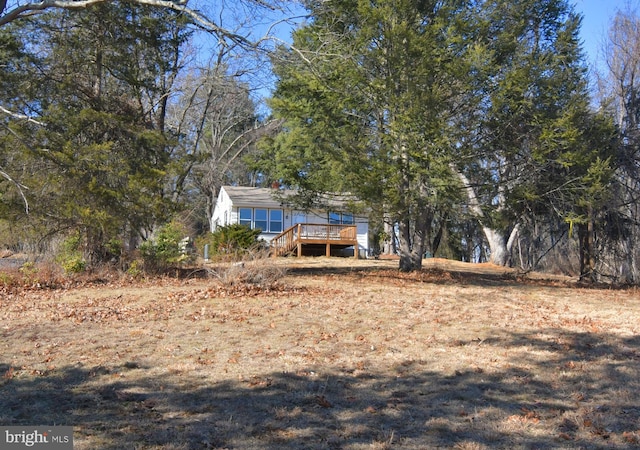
[265,0,468,271]
[264,0,617,276]
[0,3,191,263]
[465,0,616,278]
[450,0,607,268]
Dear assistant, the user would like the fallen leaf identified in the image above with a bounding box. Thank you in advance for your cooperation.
[3,367,15,379]
[623,432,639,444]
[316,395,332,408]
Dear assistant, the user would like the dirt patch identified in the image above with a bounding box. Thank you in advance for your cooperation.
[1,257,638,449]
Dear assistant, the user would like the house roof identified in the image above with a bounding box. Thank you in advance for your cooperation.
[221,186,361,211]
[222,186,293,209]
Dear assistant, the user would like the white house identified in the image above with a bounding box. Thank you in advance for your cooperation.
[211,186,370,257]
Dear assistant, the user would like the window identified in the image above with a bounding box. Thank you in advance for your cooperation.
[329,212,341,224]
[239,208,252,228]
[254,209,268,231]
[329,212,354,225]
[237,208,283,232]
[270,209,283,233]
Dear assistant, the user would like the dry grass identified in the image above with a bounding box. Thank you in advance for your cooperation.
[1,257,639,449]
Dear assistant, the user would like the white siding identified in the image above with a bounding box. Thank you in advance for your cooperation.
[305,210,329,224]
[210,187,233,232]
[356,220,369,257]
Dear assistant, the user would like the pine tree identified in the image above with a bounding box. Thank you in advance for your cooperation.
[1,3,191,263]
[265,0,468,271]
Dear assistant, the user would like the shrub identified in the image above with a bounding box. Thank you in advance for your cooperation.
[125,259,144,278]
[201,224,263,258]
[19,261,38,281]
[140,220,193,273]
[56,232,86,274]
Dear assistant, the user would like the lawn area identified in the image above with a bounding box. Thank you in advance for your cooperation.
[1,257,639,449]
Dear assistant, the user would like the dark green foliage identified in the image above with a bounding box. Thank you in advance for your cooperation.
[0,3,190,265]
[205,224,262,256]
[140,221,192,273]
[263,0,467,271]
[260,0,620,276]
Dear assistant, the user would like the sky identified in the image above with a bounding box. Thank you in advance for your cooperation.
[575,0,640,67]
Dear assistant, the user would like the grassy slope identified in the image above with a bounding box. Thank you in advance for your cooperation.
[0,258,639,449]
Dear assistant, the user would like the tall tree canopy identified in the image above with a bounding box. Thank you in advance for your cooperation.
[265,0,469,271]
[0,0,287,263]
[263,0,618,274]
[0,3,191,261]
[452,0,617,279]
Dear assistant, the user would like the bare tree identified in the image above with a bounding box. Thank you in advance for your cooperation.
[187,67,280,230]
[599,8,640,282]
[0,0,270,43]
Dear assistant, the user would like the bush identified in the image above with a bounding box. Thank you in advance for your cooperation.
[140,221,193,273]
[56,232,86,274]
[199,224,263,258]
[125,259,144,278]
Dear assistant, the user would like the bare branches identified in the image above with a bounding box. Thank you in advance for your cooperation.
[0,166,29,213]
[0,105,45,126]
[0,0,253,47]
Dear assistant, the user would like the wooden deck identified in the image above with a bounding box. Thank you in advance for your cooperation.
[271,223,358,258]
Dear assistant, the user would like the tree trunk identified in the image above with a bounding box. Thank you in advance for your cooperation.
[483,224,520,266]
[431,214,445,256]
[398,219,416,271]
[578,207,596,282]
[382,218,396,255]
[453,167,520,266]
[398,229,424,271]
[483,227,508,266]
[397,204,430,272]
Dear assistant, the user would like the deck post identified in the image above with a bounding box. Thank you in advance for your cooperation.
[326,242,331,257]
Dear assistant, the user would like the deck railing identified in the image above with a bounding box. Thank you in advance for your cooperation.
[271,223,357,257]
[271,224,300,257]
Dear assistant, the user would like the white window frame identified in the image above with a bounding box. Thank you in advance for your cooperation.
[237,207,284,233]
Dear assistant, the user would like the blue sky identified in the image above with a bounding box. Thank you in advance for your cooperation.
[575,0,640,66]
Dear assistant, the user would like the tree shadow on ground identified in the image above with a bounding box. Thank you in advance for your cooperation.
[286,264,578,289]
[1,328,639,449]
